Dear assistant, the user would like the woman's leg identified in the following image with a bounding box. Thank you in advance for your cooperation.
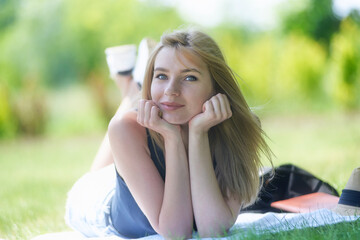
[91,38,156,171]
[90,74,140,172]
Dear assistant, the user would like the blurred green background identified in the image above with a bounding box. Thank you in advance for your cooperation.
[0,0,359,138]
[0,0,360,138]
[0,0,360,239]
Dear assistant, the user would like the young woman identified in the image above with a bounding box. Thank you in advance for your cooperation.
[65,29,272,239]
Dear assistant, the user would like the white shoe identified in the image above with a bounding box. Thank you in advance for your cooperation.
[105,44,137,78]
[132,38,157,88]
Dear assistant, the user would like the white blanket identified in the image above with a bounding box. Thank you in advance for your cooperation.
[32,209,359,240]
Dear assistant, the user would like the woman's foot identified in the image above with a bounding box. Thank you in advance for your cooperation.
[132,38,157,87]
[105,44,137,80]
[105,44,140,101]
[105,38,157,107]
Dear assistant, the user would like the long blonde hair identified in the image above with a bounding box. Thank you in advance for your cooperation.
[142,29,272,207]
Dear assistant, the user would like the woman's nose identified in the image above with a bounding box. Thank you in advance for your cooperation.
[164,80,180,96]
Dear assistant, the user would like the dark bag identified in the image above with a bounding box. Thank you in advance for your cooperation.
[242,164,339,213]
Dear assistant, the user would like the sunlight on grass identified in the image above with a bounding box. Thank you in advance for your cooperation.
[261,112,360,191]
[0,135,102,240]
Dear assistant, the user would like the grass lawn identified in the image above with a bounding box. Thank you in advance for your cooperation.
[0,134,102,240]
[0,111,359,240]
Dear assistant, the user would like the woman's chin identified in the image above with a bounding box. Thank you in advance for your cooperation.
[162,115,189,126]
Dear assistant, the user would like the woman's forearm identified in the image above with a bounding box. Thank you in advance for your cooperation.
[157,133,193,238]
[188,131,236,237]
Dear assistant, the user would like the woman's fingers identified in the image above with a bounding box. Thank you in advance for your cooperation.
[217,94,232,119]
[137,99,180,137]
[137,99,145,125]
[137,99,165,129]
[207,93,232,121]
[224,95,232,117]
[144,101,152,125]
[203,99,214,114]
[211,95,221,118]
[190,94,232,132]
[150,105,161,124]
[138,100,157,126]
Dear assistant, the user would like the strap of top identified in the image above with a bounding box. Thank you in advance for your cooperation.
[146,128,166,180]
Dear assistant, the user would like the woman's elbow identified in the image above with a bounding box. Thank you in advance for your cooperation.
[196,219,235,238]
[155,221,193,239]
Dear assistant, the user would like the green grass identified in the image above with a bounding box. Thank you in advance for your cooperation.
[0,134,102,240]
[261,111,360,190]
[0,111,359,239]
[231,220,360,239]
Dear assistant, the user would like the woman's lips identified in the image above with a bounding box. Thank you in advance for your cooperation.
[160,102,184,111]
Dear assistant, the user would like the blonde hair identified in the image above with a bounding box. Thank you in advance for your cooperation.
[142,29,272,207]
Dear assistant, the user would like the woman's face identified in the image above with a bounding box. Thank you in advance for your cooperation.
[151,47,215,125]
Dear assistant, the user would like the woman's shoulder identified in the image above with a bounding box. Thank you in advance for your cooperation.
[108,109,146,143]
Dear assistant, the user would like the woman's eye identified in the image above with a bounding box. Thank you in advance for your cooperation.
[156,74,167,80]
[185,75,197,81]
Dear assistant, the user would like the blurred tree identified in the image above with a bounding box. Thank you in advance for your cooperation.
[0,0,19,31]
[1,0,359,138]
[327,18,360,109]
[56,0,183,121]
[280,0,341,48]
[1,0,183,88]
[348,9,360,26]
[274,34,327,103]
[0,82,16,137]
[0,0,184,137]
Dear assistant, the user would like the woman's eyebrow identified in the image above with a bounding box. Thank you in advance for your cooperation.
[154,67,169,72]
[154,67,202,75]
[182,68,202,75]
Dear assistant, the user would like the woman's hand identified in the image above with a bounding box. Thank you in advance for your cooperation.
[137,99,180,138]
[189,93,232,134]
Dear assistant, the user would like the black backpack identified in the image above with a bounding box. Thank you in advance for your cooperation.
[242,164,339,213]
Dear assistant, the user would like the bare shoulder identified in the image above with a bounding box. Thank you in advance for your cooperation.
[108,109,146,143]
[108,109,153,172]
